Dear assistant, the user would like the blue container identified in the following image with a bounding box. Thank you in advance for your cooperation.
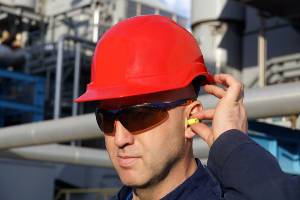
[249,121,300,175]
[0,69,45,126]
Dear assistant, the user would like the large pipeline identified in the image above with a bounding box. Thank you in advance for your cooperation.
[0,82,300,167]
[0,82,300,150]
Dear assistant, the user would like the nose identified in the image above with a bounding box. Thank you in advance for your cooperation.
[114,120,134,148]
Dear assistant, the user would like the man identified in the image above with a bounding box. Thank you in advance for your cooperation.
[76,15,300,199]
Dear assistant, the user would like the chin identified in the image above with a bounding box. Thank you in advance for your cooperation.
[115,164,149,187]
[119,172,148,187]
[112,159,149,186]
[118,167,167,189]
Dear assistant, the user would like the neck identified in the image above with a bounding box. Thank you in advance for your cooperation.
[132,155,197,200]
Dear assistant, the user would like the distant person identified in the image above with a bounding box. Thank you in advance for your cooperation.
[76,15,300,200]
[0,30,26,71]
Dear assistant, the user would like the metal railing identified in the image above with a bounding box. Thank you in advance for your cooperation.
[249,53,300,87]
[54,35,96,119]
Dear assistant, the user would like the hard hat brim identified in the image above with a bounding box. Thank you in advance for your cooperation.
[75,72,214,103]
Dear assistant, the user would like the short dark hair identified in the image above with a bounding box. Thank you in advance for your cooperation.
[191,76,206,96]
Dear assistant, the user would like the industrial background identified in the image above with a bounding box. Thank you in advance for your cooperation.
[0,0,300,199]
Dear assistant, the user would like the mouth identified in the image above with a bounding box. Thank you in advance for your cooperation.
[117,156,140,168]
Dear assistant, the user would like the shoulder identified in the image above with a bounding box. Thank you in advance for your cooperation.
[111,186,132,200]
[161,160,221,200]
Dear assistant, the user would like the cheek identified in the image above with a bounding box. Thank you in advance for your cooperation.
[164,109,186,142]
[141,111,186,164]
[104,136,117,159]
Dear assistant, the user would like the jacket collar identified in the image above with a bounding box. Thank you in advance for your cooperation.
[115,159,220,200]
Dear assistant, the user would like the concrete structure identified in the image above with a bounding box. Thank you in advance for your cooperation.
[42,0,188,42]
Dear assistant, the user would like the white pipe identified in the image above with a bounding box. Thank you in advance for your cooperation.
[54,35,64,119]
[72,43,81,116]
[2,141,208,168]
[193,138,209,158]
[0,113,100,150]
[258,14,267,87]
[199,82,300,119]
[1,83,300,150]
[5,144,112,167]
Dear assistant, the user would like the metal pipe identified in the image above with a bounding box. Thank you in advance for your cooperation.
[4,144,112,167]
[62,35,95,47]
[3,142,208,168]
[92,7,100,42]
[54,35,64,119]
[191,0,244,78]
[258,14,267,87]
[199,82,300,119]
[72,43,81,116]
[193,138,209,159]
[1,82,300,150]
[136,2,142,15]
[54,35,96,119]
[0,114,99,150]
[71,43,82,146]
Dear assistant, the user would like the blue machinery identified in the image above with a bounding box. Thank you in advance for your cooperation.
[0,69,45,126]
[249,121,300,175]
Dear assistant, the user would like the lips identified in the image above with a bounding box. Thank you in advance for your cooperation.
[117,155,140,168]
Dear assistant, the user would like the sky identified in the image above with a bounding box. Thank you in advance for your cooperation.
[160,0,191,17]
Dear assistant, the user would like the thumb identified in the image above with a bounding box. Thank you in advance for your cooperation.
[190,122,214,147]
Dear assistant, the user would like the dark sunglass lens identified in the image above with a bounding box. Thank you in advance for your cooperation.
[120,107,168,133]
[95,109,115,134]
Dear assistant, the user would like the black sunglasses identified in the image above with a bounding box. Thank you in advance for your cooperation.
[95,99,194,135]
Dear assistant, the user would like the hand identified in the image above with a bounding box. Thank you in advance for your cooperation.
[190,74,248,148]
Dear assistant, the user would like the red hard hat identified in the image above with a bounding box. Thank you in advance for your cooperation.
[76,15,213,102]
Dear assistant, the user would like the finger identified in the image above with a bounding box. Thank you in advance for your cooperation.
[203,84,226,99]
[192,109,215,120]
[214,74,244,102]
[213,74,237,86]
[190,122,213,146]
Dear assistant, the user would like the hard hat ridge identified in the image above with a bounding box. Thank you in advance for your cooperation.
[76,15,213,102]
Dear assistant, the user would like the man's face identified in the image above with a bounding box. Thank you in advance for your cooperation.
[101,86,197,187]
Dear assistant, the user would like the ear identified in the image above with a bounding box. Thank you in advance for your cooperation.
[184,100,203,139]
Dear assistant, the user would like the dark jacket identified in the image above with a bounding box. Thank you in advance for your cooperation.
[112,129,300,200]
